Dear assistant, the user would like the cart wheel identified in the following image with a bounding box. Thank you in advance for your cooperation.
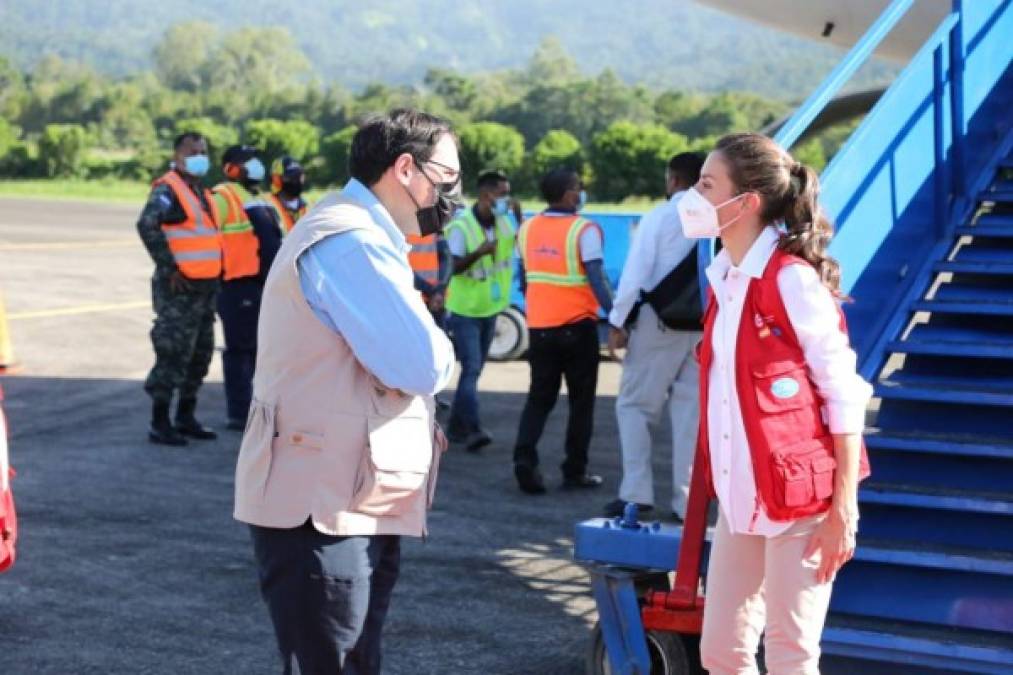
[488,306,528,361]
[586,621,701,675]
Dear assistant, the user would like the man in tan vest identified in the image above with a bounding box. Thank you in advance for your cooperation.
[234,109,460,674]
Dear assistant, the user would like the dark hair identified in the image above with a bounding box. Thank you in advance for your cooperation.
[349,108,454,186]
[667,152,704,187]
[173,132,205,150]
[477,170,509,192]
[540,167,580,203]
[221,144,258,166]
[714,132,842,295]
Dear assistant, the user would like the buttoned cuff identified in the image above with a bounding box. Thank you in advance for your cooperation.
[827,402,867,435]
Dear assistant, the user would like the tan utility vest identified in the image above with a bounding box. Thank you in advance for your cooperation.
[233,192,440,537]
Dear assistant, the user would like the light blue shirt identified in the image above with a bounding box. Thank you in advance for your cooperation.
[297,179,455,396]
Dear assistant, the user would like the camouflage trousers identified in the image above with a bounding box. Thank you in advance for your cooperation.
[143,274,219,405]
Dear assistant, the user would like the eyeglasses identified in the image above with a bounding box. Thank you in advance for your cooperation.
[418,159,462,196]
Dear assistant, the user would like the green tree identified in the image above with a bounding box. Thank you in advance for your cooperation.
[792,138,828,173]
[524,129,585,193]
[38,123,93,178]
[0,57,27,122]
[152,21,220,92]
[245,118,321,165]
[0,118,18,161]
[318,125,358,186]
[589,122,688,200]
[457,122,525,190]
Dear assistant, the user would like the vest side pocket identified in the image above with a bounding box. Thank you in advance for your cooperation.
[236,398,278,500]
[770,436,836,509]
[351,415,433,517]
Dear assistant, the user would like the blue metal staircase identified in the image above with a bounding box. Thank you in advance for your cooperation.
[822,154,1013,673]
[575,2,1013,673]
[803,2,1013,670]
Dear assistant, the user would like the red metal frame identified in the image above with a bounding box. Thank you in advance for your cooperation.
[641,444,711,635]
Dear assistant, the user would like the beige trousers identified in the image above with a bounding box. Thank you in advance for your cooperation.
[700,513,833,675]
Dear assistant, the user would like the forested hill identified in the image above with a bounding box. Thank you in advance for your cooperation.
[0,0,893,99]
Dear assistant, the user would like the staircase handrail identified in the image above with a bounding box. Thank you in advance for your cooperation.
[774,0,918,149]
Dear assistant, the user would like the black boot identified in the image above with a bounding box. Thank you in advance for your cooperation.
[149,400,187,446]
[175,397,217,440]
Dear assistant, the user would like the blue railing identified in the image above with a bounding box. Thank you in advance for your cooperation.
[818,0,1011,378]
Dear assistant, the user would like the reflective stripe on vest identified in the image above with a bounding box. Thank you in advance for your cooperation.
[519,213,600,328]
[445,209,515,318]
[407,234,440,285]
[213,182,261,281]
[152,171,222,280]
[266,193,304,235]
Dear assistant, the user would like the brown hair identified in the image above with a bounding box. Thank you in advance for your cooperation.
[714,132,842,296]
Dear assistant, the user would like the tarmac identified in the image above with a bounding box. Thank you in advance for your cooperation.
[0,196,682,675]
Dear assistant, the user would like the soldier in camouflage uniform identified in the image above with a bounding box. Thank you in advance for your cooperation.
[136,132,222,446]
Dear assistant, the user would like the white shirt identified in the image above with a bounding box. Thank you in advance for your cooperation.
[705,226,872,536]
[608,192,695,328]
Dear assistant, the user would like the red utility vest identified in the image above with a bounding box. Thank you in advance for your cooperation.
[696,248,870,522]
[0,384,16,573]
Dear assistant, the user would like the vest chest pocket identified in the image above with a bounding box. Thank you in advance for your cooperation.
[770,436,837,508]
[752,360,815,413]
[351,415,433,517]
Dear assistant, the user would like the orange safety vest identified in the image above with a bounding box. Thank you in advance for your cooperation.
[152,171,222,280]
[266,192,307,236]
[407,233,440,292]
[518,213,602,329]
[212,182,261,281]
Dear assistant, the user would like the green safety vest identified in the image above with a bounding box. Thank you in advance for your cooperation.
[445,209,515,318]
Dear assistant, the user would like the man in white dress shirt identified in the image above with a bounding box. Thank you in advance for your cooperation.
[604,152,704,521]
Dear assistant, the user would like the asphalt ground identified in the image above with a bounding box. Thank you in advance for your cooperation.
[0,197,683,675]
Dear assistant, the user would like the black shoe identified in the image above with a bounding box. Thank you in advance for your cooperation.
[515,465,547,495]
[465,429,493,453]
[149,400,187,446]
[225,417,246,431]
[562,473,604,490]
[603,499,654,519]
[175,397,217,440]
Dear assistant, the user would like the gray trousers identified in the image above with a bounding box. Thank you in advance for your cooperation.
[615,304,700,518]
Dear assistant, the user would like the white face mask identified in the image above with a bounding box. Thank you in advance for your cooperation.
[677,187,746,239]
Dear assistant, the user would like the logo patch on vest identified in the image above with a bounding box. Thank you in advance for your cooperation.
[770,377,800,399]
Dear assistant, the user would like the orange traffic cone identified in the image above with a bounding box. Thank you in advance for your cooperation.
[0,290,17,374]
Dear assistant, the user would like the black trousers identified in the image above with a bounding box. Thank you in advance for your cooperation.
[250,522,401,675]
[217,278,262,422]
[513,319,600,479]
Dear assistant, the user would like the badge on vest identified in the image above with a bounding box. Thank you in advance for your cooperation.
[771,377,801,399]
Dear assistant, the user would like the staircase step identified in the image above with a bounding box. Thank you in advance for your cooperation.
[823,615,1013,674]
[934,259,1013,275]
[859,501,1013,552]
[912,299,1013,316]
[865,431,1013,459]
[875,379,1013,406]
[855,539,1013,576]
[982,189,1013,204]
[887,338,1013,359]
[957,224,1013,238]
[860,483,1013,516]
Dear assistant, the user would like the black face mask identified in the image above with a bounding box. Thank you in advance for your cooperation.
[282,180,304,198]
[406,162,461,236]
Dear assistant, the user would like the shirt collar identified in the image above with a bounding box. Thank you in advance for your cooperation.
[340,178,409,254]
[705,225,780,287]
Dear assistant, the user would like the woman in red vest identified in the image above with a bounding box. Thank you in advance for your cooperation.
[680,133,873,675]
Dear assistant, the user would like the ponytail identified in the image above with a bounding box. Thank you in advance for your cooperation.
[714,133,845,298]
[779,162,843,297]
